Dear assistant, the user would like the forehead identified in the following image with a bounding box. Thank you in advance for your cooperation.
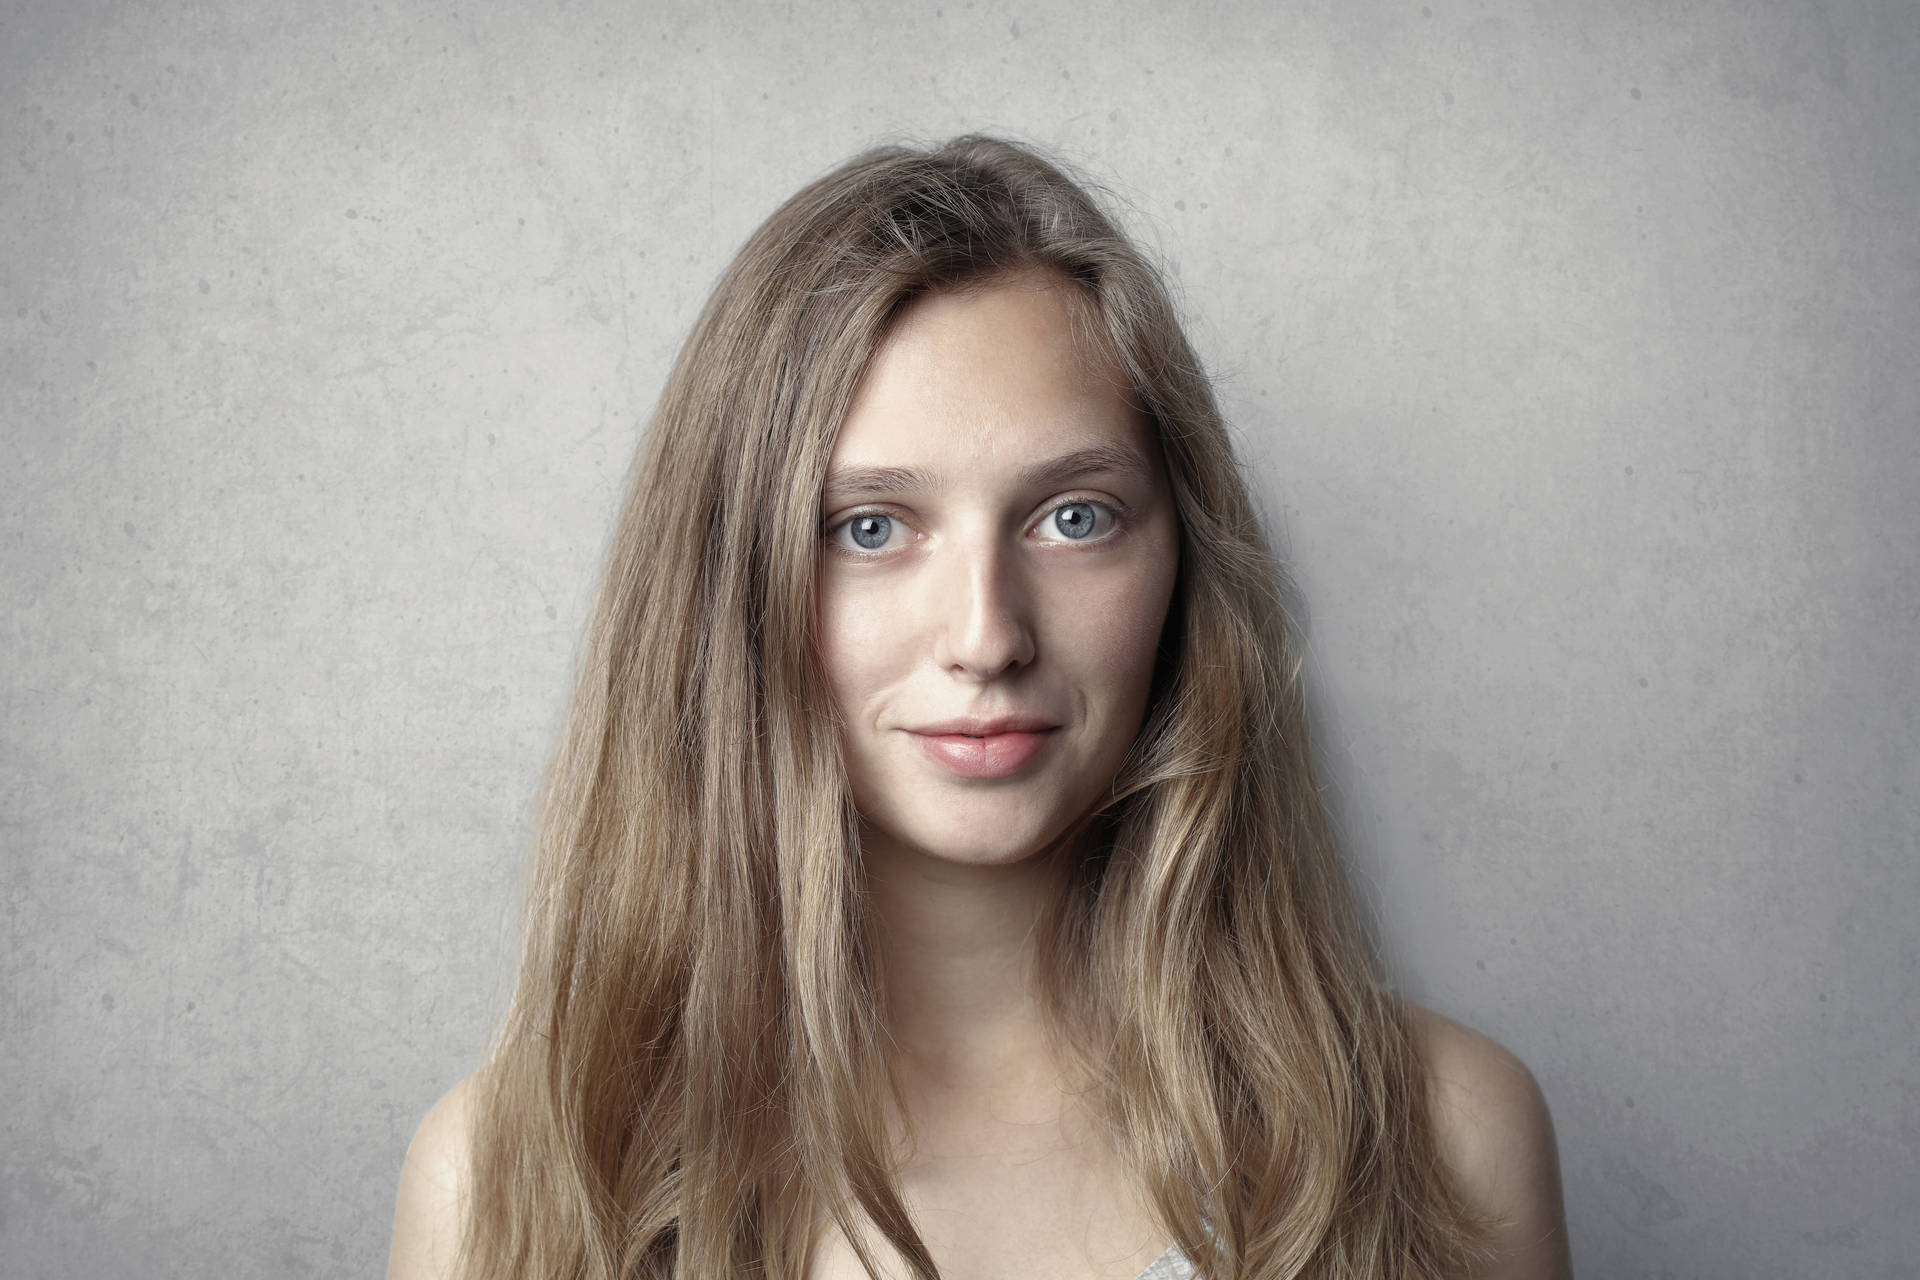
[827,274,1152,476]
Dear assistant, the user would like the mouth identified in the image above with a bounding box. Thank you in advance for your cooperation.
[905,721,1058,780]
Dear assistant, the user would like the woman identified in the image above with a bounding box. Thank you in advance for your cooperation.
[388,136,1570,1280]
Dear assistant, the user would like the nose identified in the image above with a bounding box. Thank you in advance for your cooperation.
[931,526,1037,680]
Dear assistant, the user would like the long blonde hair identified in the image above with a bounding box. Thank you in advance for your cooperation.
[462,135,1486,1279]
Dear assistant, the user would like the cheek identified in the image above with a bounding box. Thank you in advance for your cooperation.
[815,570,907,720]
[1039,551,1177,724]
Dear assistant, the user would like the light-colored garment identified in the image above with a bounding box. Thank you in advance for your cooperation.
[1133,1240,1198,1280]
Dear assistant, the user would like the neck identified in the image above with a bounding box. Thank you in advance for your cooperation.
[861,826,1075,1084]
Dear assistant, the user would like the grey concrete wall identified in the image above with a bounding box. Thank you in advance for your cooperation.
[4,1,1914,1276]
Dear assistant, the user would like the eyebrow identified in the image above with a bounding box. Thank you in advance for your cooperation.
[821,442,1157,507]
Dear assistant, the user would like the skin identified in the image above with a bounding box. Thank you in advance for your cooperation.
[387,272,1573,1280]
[814,273,1183,1048]
[815,275,1180,879]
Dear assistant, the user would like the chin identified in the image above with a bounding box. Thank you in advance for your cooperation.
[863,812,1069,868]
[849,761,1103,870]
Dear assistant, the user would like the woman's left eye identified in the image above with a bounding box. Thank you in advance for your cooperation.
[1035,500,1119,543]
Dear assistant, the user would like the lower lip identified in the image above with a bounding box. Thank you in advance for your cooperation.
[912,730,1054,779]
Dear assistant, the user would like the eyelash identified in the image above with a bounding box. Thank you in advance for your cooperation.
[821,496,1127,558]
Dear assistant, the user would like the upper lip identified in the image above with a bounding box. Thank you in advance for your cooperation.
[907,714,1060,736]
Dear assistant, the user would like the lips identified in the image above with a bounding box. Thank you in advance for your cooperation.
[904,714,1060,780]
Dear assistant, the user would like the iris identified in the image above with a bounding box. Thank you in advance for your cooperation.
[1053,503,1097,539]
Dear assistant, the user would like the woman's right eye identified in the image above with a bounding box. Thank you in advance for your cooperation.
[829,513,903,553]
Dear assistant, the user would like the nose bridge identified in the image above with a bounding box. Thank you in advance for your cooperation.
[934,518,1035,678]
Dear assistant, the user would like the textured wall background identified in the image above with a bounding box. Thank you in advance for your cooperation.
[4,0,1915,1276]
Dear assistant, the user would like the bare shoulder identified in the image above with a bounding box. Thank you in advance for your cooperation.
[1406,1003,1574,1280]
[387,1073,483,1280]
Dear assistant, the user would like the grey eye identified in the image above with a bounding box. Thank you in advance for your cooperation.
[1052,502,1098,540]
[849,514,893,550]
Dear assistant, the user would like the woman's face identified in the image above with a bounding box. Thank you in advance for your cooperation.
[816,273,1181,869]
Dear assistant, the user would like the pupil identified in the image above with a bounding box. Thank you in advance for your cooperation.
[1055,504,1094,539]
[852,515,891,550]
